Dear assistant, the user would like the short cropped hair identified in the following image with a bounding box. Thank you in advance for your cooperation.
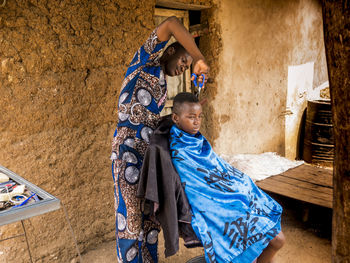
[173,92,199,114]
[166,41,187,54]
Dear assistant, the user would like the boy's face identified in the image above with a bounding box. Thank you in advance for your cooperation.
[172,102,202,135]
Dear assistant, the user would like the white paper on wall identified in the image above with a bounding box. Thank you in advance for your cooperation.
[285,62,314,160]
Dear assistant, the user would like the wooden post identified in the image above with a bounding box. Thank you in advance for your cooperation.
[322,1,350,262]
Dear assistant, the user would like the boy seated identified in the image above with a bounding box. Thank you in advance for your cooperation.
[169,92,285,263]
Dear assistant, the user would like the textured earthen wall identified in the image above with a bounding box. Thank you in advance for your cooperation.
[0,0,156,262]
[199,0,222,144]
[201,0,328,155]
[0,0,327,261]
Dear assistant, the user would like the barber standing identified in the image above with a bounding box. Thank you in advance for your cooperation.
[111,16,209,262]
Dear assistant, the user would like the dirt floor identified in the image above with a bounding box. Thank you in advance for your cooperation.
[81,194,332,263]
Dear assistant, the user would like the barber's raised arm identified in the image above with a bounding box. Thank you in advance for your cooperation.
[156,16,209,79]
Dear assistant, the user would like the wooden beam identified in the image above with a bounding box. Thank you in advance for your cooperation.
[322,1,350,261]
[189,23,209,37]
[156,0,211,10]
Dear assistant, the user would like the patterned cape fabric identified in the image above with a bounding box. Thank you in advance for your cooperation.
[169,125,282,263]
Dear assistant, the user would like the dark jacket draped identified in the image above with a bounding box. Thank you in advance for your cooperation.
[137,115,200,257]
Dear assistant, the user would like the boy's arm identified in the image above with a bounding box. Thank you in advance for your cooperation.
[156,16,209,81]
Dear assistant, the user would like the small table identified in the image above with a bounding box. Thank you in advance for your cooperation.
[256,164,333,209]
[0,165,82,262]
[0,165,61,226]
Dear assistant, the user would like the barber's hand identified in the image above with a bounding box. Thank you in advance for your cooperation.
[192,59,209,88]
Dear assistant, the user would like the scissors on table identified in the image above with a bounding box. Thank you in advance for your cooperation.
[191,73,206,98]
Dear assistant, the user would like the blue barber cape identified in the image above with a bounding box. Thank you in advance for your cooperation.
[169,125,282,263]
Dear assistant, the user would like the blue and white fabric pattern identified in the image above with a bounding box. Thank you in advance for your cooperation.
[169,125,282,263]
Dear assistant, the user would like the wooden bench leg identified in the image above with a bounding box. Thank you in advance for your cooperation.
[302,206,310,222]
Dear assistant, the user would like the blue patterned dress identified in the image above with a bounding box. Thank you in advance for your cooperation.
[169,125,282,263]
[111,29,169,262]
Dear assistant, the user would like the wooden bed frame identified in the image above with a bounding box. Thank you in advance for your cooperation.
[256,164,333,209]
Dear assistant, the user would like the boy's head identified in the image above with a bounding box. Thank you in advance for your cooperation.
[161,42,193,77]
[172,92,202,135]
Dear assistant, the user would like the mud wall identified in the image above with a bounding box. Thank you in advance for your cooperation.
[202,0,328,155]
[198,1,223,145]
[0,0,327,261]
[0,0,157,262]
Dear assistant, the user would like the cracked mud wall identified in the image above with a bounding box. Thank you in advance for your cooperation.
[0,0,157,262]
[198,0,222,146]
[0,0,328,261]
[203,0,328,156]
